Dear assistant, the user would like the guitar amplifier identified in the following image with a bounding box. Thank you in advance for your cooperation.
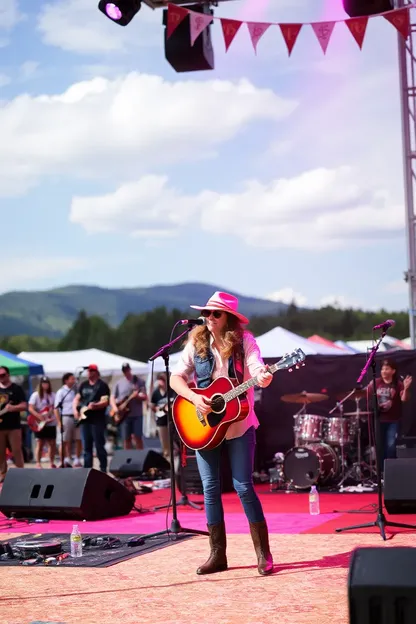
[176,447,234,495]
[396,437,416,459]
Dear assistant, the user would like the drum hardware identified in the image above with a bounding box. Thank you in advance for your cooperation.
[281,391,329,405]
[282,391,328,447]
[336,399,376,487]
[283,443,340,490]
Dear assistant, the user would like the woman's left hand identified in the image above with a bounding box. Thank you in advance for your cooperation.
[404,375,413,390]
[257,367,273,388]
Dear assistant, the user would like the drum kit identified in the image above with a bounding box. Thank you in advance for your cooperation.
[279,388,377,490]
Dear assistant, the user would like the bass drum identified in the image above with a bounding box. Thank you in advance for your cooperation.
[283,443,340,490]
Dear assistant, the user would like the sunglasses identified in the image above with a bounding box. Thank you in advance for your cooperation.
[201,310,224,319]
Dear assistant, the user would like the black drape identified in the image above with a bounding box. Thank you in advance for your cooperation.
[256,350,416,463]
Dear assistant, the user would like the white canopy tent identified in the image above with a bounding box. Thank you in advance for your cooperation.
[18,348,148,379]
[255,326,347,357]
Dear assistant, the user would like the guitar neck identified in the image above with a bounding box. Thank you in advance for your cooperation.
[223,362,279,403]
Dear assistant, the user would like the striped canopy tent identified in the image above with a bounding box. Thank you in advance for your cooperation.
[0,350,44,376]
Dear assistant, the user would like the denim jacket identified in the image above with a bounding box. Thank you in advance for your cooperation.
[193,343,244,389]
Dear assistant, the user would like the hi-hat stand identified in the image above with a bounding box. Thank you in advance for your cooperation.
[141,327,208,541]
[335,327,416,540]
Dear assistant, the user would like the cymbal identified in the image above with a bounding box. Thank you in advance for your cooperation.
[343,411,372,416]
[335,388,366,400]
[281,391,328,404]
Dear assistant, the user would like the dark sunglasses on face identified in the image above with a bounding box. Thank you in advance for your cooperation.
[0,373,7,379]
[201,310,223,319]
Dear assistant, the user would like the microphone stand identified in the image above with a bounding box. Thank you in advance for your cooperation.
[335,329,416,540]
[56,369,84,469]
[139,326,208,540]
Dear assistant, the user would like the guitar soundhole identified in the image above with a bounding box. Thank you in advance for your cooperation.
[210,394,225,414]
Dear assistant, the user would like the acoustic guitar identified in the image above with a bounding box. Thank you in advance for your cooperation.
[27,406,55,433]
[172,348,306,451]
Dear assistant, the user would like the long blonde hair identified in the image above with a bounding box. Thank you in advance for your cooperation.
[190,313,246,359]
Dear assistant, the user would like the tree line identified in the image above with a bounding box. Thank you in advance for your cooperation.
[0,305,410,362]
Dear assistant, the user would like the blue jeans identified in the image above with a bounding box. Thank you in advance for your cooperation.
[81,420,107,472]
[120,415,143,440]
[196,426,265,525]
[380,422,399,461]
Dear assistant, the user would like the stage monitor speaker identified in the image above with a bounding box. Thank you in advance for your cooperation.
[163,4,214,73]
[0,468,135,521]
[109,448,170,478]
[384,458,416,514]
[348,547,416,623]
[342,0,393,17]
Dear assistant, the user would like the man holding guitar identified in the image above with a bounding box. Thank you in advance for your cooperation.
[0,366,27,482]
[170,291,274,577]
[72,364,110,473]
[110,363,147,450]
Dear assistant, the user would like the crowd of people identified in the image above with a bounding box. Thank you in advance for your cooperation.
[0,362,169,483]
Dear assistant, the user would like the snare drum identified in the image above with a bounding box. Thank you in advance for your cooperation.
[324,417,355,446]
[283,443,340,490]
[294,414,327,443]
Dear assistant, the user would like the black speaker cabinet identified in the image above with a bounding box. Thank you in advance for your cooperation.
[384,458,416,514]
[0,468,135,521]
[163,4,214,73]
[342,0,393,18]
[109,448,170,478]
[348,547,416,624]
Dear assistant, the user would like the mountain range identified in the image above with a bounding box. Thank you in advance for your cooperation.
[0,283,287,337]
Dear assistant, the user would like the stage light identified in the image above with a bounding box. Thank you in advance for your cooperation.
[342,0,393,17]
[98,0,141,26]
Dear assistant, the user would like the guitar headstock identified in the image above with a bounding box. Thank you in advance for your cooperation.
[276,348,306,372]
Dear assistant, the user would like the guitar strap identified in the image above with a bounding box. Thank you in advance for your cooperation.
[231,338,245,387]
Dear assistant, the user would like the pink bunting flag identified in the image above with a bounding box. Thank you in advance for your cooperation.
[189,11,213,46]
[166,3,188,39]
[384,7,410,40]
[246,22,271,54]
[279,23,303,56]
[221,18,242,52]
[312,21,336,54]
[345,16,368,50]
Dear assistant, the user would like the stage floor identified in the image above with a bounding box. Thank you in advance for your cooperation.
[1,485,415,624]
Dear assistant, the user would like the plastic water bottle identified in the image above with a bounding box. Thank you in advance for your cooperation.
[309,485,320,515]
[70,524,83,557]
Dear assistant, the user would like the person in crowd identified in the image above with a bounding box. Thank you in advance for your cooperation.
[170,291,274,576]
[54,372,82,467]
[73,364,110,472]
[0,366,26,482]
[366,358,412,461]
[151,373,170,459]
[110,363,147,450]
[29,376,57,469]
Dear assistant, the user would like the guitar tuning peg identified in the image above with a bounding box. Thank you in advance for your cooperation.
[295,365,299,369]
[302,362,306,367]
[288,368,293,373]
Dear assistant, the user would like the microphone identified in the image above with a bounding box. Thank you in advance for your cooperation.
[178,317,206,326]
[373,319,396,331]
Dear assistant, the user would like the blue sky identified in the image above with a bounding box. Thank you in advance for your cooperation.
[0,0,410,311]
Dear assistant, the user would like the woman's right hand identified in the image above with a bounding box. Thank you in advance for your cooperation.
[190,393,212,415]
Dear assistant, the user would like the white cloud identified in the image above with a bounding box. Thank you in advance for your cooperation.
[37,0,160,54]
[0,0,23,31]
[69,165,404,251]
[0,72,296,196]
[0,257,86,293]
[319,295,362,309]
[266,288,307,306]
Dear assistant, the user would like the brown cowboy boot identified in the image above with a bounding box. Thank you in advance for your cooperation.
[196,521,228,575]
[249,520,274,575]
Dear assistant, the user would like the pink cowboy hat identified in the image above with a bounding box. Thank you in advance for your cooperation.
[190,291,249,325]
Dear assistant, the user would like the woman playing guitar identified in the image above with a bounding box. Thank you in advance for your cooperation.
[170,291,274,576]
[28,376,57,468]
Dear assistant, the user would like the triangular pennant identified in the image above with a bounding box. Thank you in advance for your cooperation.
[221,18,243,52]
[279,23,303,56]
[246,22,271,54]
[189,11,213,46]
[345,16,368,50]
[311,21,336,54]
[166,3,188,39]
[384,7,410,40]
